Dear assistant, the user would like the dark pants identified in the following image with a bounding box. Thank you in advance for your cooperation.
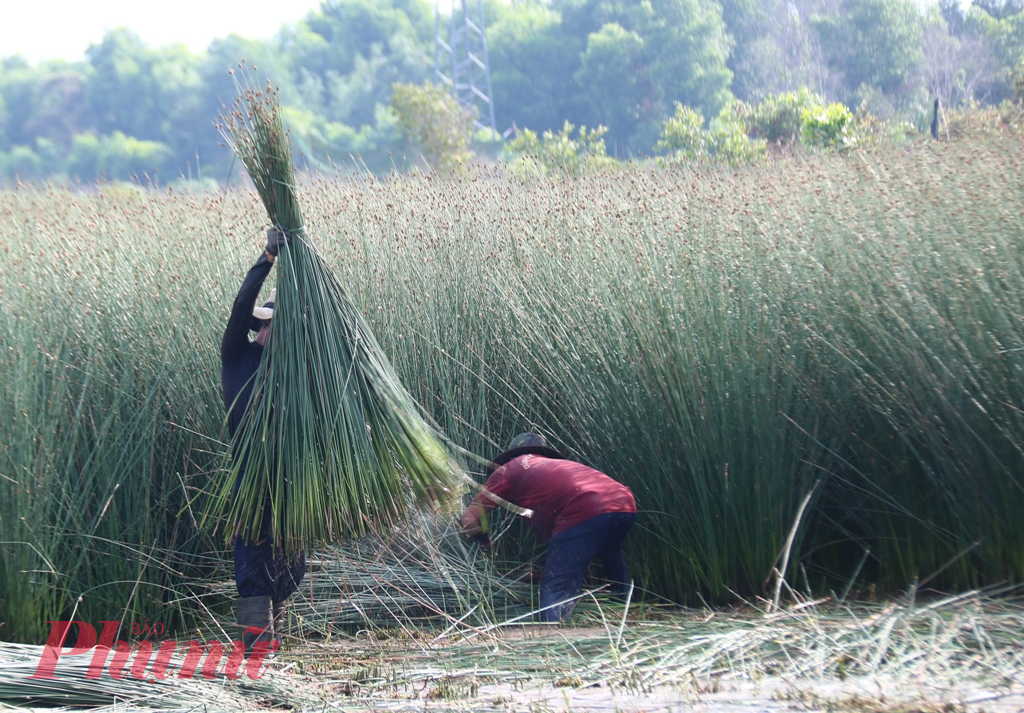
[233,497,306,601]
[539,511,636,622]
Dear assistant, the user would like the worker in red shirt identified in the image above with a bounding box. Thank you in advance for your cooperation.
[461,433,637,622]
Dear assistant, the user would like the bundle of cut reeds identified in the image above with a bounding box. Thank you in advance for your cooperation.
[206,74,460,551]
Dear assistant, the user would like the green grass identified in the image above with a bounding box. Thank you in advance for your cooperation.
[1,129,1023,642]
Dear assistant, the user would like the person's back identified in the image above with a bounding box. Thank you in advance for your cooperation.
[482,455,635,543]
[462,433,637,622]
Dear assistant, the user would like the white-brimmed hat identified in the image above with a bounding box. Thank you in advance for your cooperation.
[253,288,276,321]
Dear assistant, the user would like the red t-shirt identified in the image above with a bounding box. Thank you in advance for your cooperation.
[473,455,636,542]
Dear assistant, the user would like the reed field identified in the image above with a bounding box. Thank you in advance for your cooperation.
[1,128,1023,644]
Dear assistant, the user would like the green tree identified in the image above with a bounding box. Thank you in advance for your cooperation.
[65,131,171,181]
[285,0,432,128]
[0,145,42,180]
[800,102,855,148]
[28,72,86,150]
[718,0,821,102]
[391,81,475,172]
[656,101,765,165]
[82,29,218,178]
[655,103,707,159]
[575,23,648,152]
[488,2,581,136]
[566,0,733,155]
[812,0,925,116]
[83,29,160,139]
[0,83,8,148]
[290,0,431,78]
[973,0,1024,20]
[283,103,403,173]
[719,0,778,101]
[147,45,204,163]
[939,0,967,36]
[643,0,734,119]
[970,4,1024,92]
[0,57,87,151]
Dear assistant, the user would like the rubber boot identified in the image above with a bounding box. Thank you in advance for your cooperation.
[236,596,273,657]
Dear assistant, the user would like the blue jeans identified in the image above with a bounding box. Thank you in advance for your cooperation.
[233,497,305,601]
[539,512,636,622]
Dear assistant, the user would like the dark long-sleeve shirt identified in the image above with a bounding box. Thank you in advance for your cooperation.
[221,253,273,437]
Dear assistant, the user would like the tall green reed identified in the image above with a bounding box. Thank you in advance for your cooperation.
[311,137,1024,599]
[1,131,1022,642]
[0,187,252,641]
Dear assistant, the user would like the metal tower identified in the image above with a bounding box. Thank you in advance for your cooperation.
[434,0,497,134]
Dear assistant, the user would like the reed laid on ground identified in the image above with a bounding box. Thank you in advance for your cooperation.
[302,587,1024,704]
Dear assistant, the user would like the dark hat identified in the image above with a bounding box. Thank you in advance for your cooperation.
[487,432,563,474]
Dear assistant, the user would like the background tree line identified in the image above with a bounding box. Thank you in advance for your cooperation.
[1,0,1022,183]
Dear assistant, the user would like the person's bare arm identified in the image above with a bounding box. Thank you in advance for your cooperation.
[461,502,486,536]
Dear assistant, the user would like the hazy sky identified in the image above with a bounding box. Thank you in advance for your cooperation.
[0,0,327,64]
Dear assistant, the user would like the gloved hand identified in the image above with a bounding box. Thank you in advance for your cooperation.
[265,227,292,257]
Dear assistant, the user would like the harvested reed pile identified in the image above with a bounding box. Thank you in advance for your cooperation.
[303,588,1024,701]
[0,641,304,709]
[2,590,1018,711]
[201,515,532,635]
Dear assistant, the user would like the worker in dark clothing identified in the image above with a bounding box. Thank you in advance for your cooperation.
[221,227,305,653]
[461,433,637,622]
